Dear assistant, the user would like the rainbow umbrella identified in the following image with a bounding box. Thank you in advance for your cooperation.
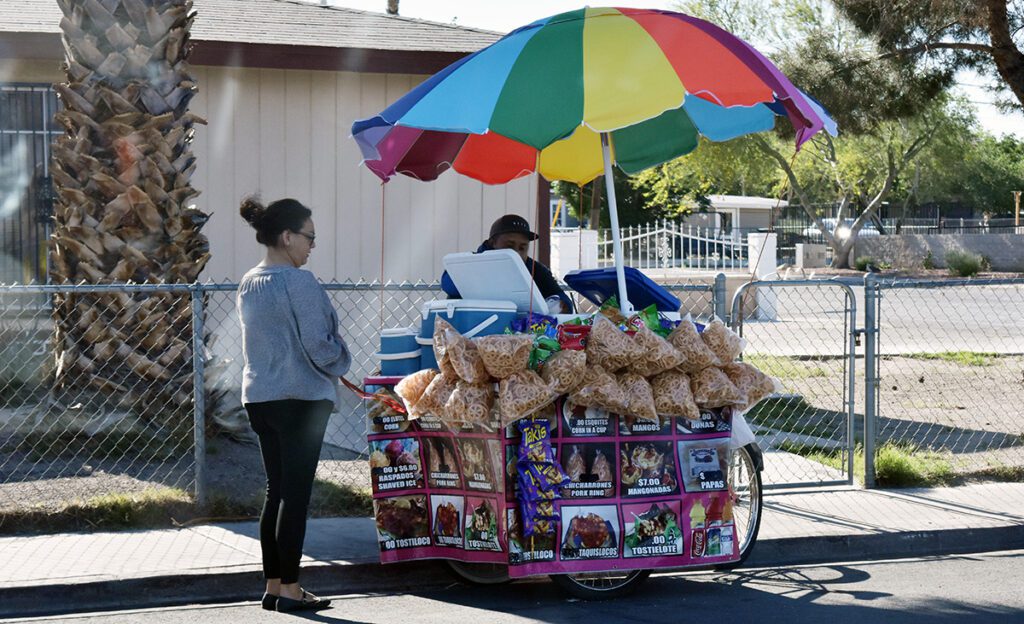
[352,6,836,311]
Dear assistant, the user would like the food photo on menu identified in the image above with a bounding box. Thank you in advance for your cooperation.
[559,396,615,437]
[456,438,502,492]
[677,439,730,493]
[622,501,684,558]
[424,436,462,489]
[560,504,621,560]
[374,495,430,550]
[507,508,556,564]
[560,443,616,498]
[619,441,679,497]
[464,497,502,552]
[676,406,733,435]
[368,438,423,492]
[619,411,673,435]
[430,494,464,548]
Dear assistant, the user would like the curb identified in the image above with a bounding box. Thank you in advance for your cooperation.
[3,526,1023,619]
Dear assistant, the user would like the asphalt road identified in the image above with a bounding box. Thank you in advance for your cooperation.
[7,550,1022,624]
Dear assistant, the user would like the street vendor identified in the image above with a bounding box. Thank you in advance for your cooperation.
[441,214,573,313]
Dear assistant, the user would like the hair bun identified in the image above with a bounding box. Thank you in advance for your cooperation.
[239,197,266,226]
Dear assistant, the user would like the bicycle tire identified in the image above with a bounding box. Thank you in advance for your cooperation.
[714,443,763,570]
[446,560,512,585]
[550,569,651,600]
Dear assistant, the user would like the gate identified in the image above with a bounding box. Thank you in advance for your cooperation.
[731,279,858,489]
[0,83,60,284]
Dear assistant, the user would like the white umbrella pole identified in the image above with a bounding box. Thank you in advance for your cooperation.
[600,132,632,314]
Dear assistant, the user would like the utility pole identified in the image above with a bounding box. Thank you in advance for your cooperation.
[1014,191,1021,230]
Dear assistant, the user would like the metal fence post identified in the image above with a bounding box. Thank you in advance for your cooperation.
[191,286,207,506]
[863,273,879,488]
[713,273,727,322]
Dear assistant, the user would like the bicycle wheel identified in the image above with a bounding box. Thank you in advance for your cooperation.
[446,560,512,585]
[715,443,763,570]
[550,569,651,600]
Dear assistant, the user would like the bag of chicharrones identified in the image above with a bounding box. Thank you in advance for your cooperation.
[650,370,700,421]
[443,326,491,384]
[498,369,558,427]
[668,315,721,373]
[690,366,746,409]
[722,362,781,411]
[433,318,458,379]
[618,372,658,423]
[474,334,533,379]
[700,317,745,364]
[540,348,588,395]
[585,315,643,372]
[394,368,438,417]
[416,371,458,421]
[445,380,496,425]
[628,324,684,376]
[569,364,629,414]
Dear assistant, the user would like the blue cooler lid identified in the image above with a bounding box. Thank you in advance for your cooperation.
[564,267,681,312]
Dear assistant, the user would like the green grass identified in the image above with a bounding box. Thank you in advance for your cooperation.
[742,354,831,380]
[904,351,1000,367]
[781,441,957,487]
[0,480,373,535]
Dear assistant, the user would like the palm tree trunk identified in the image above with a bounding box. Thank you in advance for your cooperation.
[49,0,211,430]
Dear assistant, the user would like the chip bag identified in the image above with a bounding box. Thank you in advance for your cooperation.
[701,317,745,364]
[618,372,658,423]
[628,324,684,376]
[394,368,438,416]
[569,365,629,414]
[475,334,533,379]
[540,349,588,395]
[650,370,700,421]
[586,315,643,372]
[691,366,746,408]
[445,380,496,425]
[723,362,780,411]
[499,370,558,427]
[668,317,721,373]
[443,326,490,384]
[416,372,458,420]
[432,318,458,379]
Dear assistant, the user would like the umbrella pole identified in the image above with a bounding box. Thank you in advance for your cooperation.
[600,132,632,314]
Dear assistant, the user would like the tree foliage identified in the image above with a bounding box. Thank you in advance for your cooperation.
[833,0,1024,113]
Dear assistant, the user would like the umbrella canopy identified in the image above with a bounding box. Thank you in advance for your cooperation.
[352,6,836,186]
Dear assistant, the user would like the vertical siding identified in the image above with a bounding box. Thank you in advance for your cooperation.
[191,66,544,283]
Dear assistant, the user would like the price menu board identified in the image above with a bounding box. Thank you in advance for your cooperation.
[367,380,741,577]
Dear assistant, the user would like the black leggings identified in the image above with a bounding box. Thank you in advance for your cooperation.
[245,399,332,584]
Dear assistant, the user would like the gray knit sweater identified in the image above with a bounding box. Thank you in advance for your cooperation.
[237,265,352,406]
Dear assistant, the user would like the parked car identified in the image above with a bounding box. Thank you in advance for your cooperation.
[801,218,881,240]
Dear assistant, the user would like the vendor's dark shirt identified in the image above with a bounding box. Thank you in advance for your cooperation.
[440,242,573,312]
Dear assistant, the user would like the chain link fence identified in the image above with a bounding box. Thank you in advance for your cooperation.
[0,277,723,525]
[865,276,1024,485]
[0,284,198,524]
[730,280,856,489]
[4,275,1021,531]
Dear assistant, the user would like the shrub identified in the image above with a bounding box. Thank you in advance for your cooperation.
[945,250,983,277]
[922,250,935,270]
[854,256,874,271]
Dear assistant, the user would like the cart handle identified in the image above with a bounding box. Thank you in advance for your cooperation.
[341,376,407,414]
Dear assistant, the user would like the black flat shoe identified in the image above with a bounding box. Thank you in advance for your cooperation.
[276,590,331,612]
[261,593,278,611]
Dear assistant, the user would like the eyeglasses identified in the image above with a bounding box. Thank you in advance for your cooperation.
[295,231,316,243]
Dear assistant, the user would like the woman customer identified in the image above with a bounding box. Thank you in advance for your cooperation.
[237,197,351,613]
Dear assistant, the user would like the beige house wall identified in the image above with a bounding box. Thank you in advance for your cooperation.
[1,59,540,283]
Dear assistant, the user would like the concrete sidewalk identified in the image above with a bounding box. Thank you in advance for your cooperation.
[1,482,1023,619]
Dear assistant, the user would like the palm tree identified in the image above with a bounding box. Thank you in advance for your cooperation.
[48,0,215,431]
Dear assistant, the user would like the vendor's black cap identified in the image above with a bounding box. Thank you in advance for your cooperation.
[489,214,538,241]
